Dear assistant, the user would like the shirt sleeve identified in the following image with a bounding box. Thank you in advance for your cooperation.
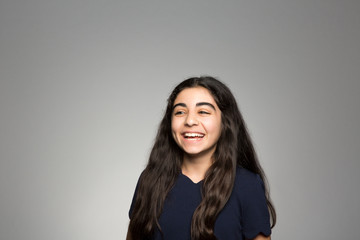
[238,172,271,239]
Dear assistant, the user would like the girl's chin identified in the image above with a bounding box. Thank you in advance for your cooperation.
[182,147,216,159]
[182,146,204,155]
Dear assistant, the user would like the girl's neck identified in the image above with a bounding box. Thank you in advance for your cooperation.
[182,153,213,183]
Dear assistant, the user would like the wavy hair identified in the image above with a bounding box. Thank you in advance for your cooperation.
[128,76,276,239]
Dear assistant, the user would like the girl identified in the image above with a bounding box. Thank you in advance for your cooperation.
[127,76,276,240]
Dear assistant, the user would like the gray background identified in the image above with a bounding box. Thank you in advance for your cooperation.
[1,0,359,239]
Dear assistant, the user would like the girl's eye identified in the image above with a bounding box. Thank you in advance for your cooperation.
[199,111,210,114]
[174,111,185,115]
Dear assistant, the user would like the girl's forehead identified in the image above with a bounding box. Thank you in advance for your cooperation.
[174,87,216,104]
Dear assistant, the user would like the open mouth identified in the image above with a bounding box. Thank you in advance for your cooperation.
[183,133,205,139]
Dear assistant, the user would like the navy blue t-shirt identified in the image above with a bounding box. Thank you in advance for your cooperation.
[129,167,271,239]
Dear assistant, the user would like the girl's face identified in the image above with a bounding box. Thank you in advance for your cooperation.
[171,87,222,159]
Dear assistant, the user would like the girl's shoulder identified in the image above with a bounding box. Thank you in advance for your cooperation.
[234,166,265,193]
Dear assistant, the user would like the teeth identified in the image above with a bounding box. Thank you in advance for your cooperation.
[184,133,204,138]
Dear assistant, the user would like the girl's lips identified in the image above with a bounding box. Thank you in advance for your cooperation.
[182,132,205,139]
[183,133,205,141]
[181,132,205,142]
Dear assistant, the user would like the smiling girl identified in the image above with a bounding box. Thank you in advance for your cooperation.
[127,76,276,240]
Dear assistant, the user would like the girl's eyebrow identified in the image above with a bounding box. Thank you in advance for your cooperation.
[173,103,186,109]
[172,102,216,111]
[196,102,216,110]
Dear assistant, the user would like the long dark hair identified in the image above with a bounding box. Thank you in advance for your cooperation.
[128,76,276,239]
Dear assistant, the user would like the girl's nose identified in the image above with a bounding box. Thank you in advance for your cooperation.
[185,112,199,126]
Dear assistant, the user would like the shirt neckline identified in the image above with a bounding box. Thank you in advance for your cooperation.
[180,172,204,185]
